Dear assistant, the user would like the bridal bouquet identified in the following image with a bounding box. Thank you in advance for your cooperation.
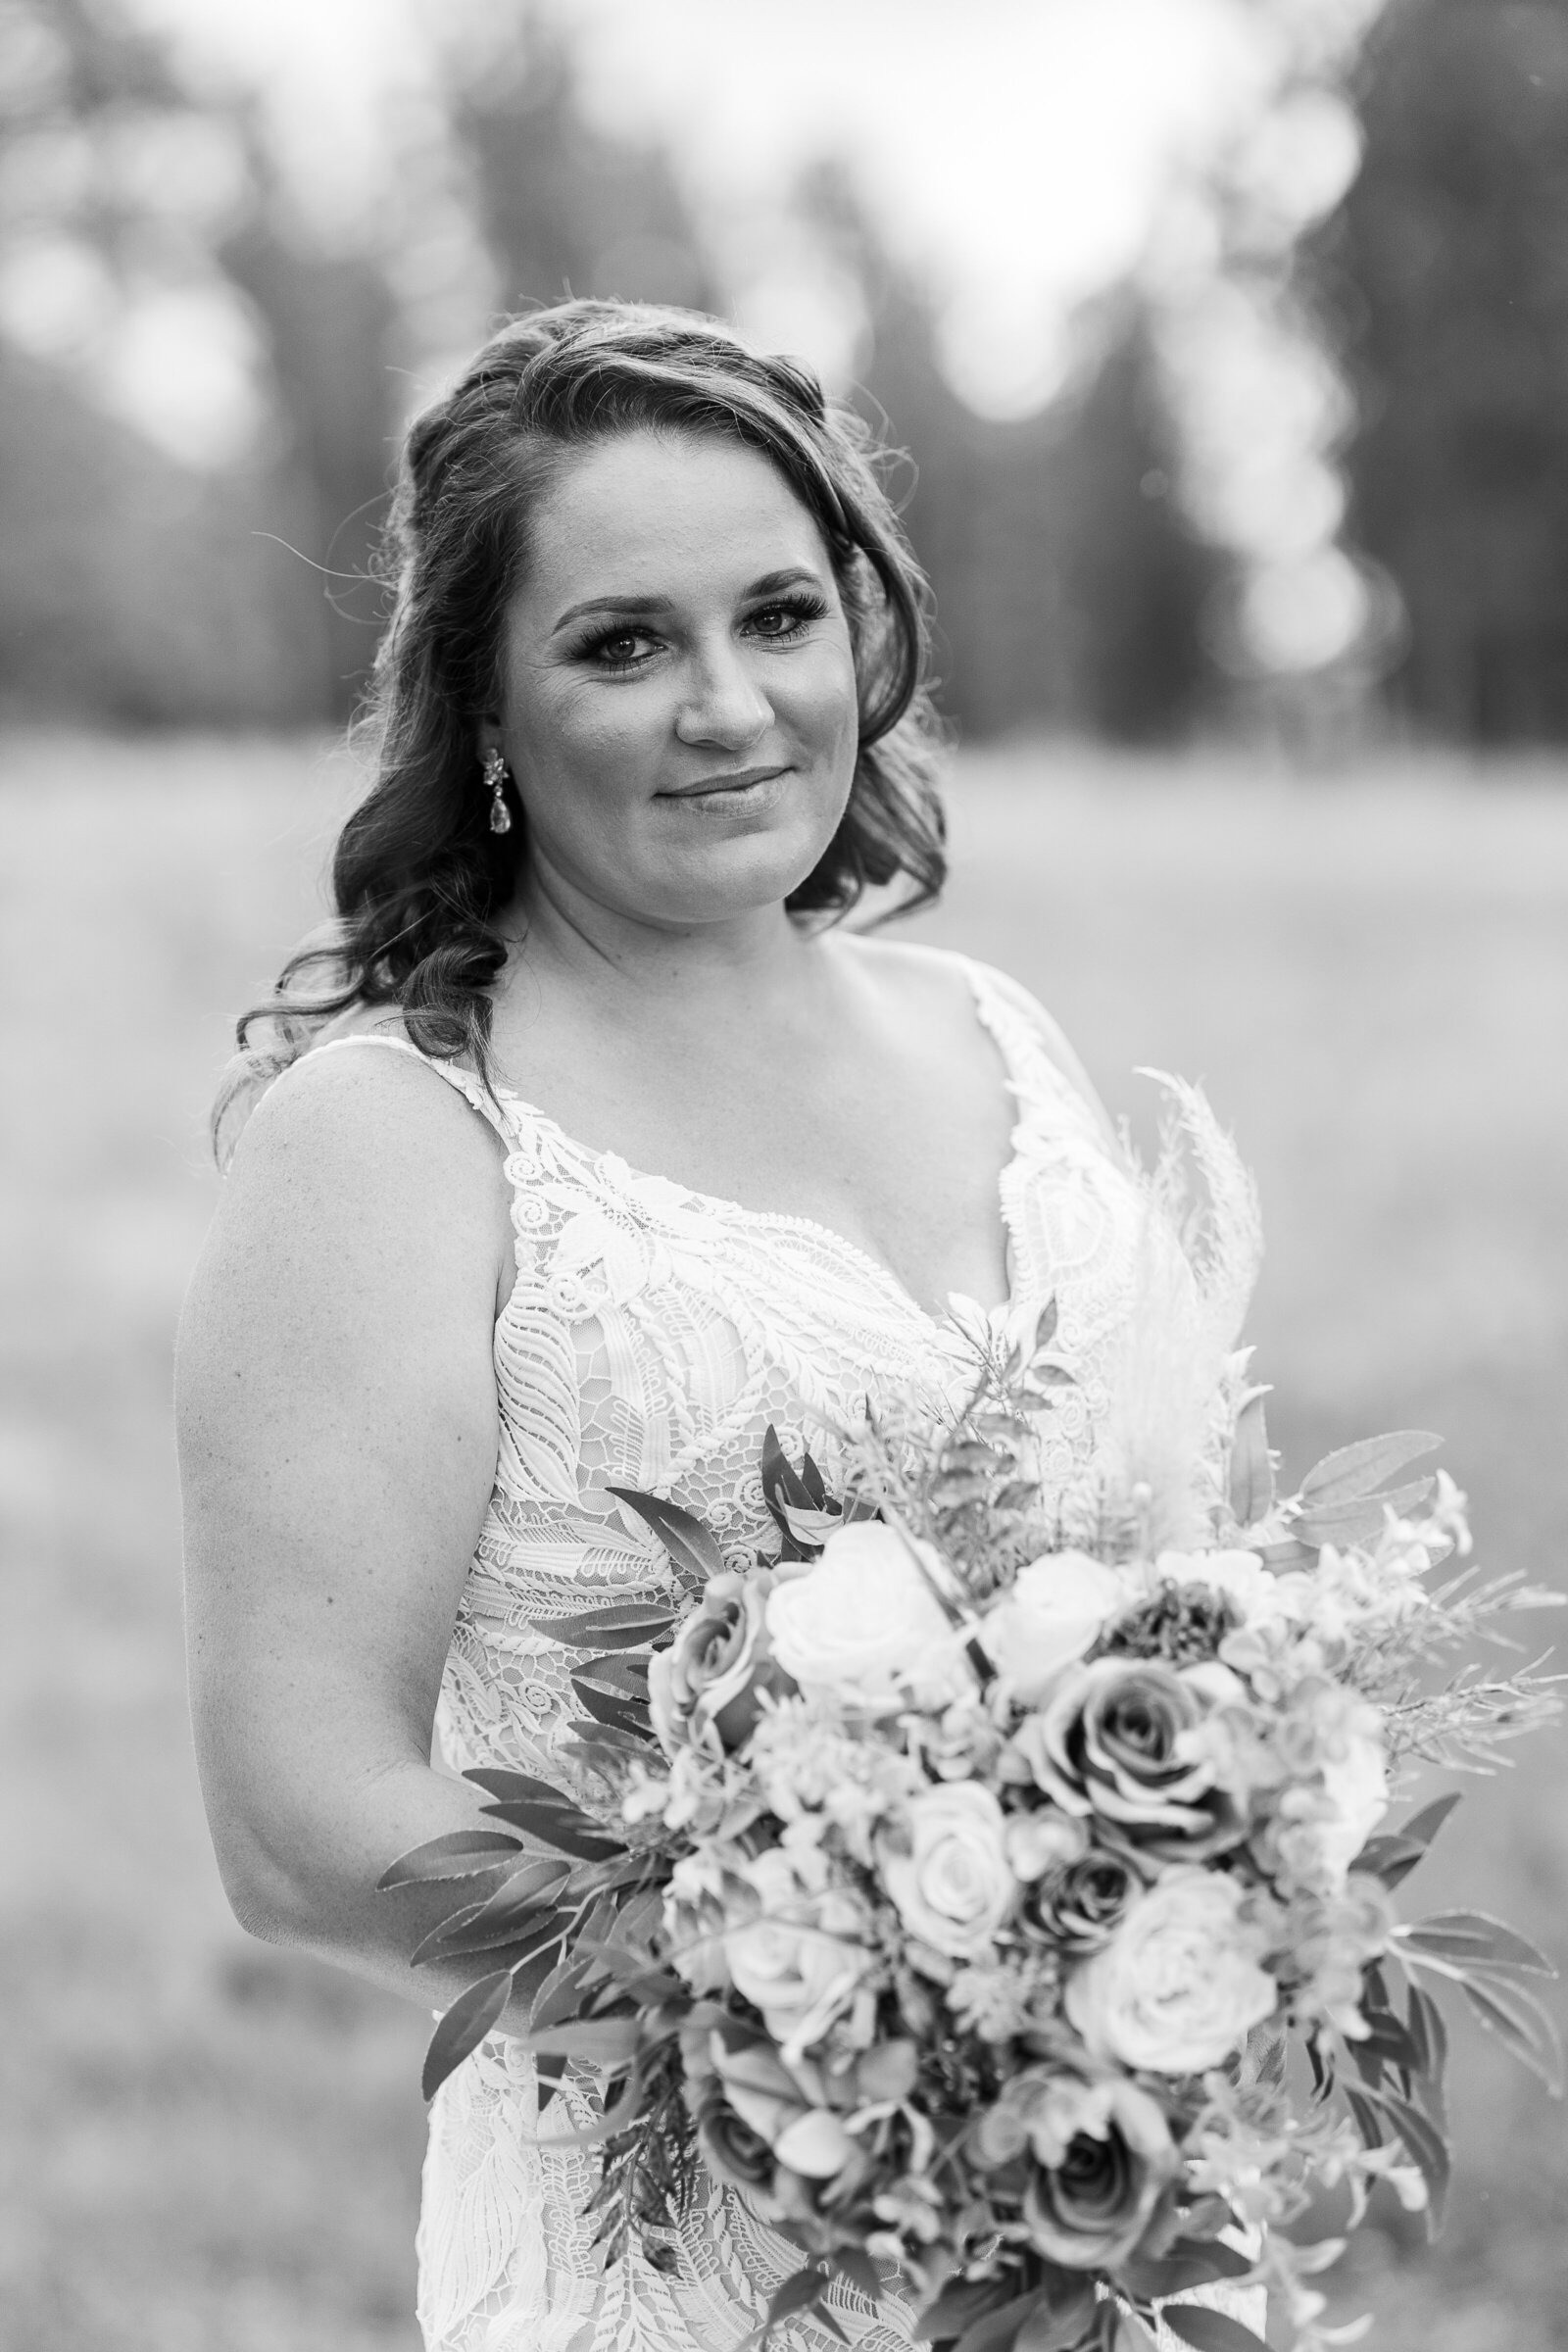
[386,1088,1561,2352]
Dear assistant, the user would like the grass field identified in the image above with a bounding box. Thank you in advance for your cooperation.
[1,729,1565,2350]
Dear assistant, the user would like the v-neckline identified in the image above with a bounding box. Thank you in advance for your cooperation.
[485,956,1031,1334]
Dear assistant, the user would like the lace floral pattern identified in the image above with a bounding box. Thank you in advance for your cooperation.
[305,958,1256,2352]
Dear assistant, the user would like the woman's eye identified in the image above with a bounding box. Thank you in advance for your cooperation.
[588,627,656,669]
[747,598,825,640]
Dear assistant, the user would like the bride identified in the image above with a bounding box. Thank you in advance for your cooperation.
[178,299,1250,2352]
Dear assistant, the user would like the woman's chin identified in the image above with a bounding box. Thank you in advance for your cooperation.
[641,812,841,924]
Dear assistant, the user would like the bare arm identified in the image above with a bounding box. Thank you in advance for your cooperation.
[177,1047,529,2020]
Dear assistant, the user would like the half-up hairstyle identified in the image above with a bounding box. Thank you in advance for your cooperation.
[217,297,946,1156]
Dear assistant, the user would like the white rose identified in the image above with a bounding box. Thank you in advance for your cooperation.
[724,1848,872,2055]
[1064,1867,1278,2076]
[880,1782,1017,1961]
[981,1552,1133,1701]
[765,1522,958,1706]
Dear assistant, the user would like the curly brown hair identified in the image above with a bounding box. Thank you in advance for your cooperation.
[218,298,947,1153]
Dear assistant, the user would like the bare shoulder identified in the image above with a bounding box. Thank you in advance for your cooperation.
[233,1034,501,1195]
[202,1037,513,1333]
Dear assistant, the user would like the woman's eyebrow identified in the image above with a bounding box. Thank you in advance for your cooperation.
[550,564,826,636]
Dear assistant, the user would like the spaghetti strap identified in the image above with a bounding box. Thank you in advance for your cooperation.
[303,1033,514,1146]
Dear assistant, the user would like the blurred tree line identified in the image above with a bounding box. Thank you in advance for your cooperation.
[0,0,1222,740]
[1298,0,1568,741]
[5,0,1568,744]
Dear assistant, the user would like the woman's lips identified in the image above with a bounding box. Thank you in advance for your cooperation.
[657,766,791,815]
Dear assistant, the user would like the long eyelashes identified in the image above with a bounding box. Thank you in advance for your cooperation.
[579,593,831,674]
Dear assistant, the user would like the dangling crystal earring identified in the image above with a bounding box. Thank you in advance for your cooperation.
[482,748,513,835]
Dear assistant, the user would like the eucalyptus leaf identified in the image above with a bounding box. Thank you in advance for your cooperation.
[1228,1387,1275,1531]
[410,1901,486,1969]
[563,1721,663,1765]
[1156,2311,1268,2352]
[1013,2280,1096,2352]
[1408,1984,1449,2121]
[916,2277,1016,2345]
[477,1797,623,1861]
[951,2291,1047,2352]
[829,2247,884,2305]
[576,1653,650,1695]
[1120,2242,1253,2299]
[522,2018,643,2068]
[1398,1792,1463,1852]
[527,1602,676,1648]
[527,2062,647,2149]
[760,1426,816,1513]
[1375,2089,1451,2233]
[1402,1911,1555,1977]
[1297,1478,1434,1547]
[761,2265,829,2329]
[606,1484,724,1592]
[1351,1835,1430,1889]
[1298,1431,1442,1508]
[1359,2006,1423,2073]
[376,1829,525,1889]
[570,1679,654,1740]
[421,1970,514,2101]
[1460,1974,1565,2095]
[435,1859,571,1942]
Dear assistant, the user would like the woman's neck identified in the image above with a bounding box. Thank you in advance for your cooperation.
[498,858,827,1025]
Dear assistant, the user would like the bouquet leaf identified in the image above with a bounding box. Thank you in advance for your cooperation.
[466,1769,624,1860]
[1012,2279,1096,2352]
[528,1601,676,1648]
[421,1970,514,2101]
[1296,1479,1434,1548]
[428,1860,571,1950]
[414,1903,565,1970]
[1458,1973,1565,2095]
[951,2292,1051,2352]
[829,2247,884,2303]
[917,2276,1018,2345]
[1354,1791,1461,1888]
[376,1829,524,1888]
[570,1679,656,1741]
[521,2018,643,2067]
[1120,2240,1254,2300]
[1371,2088,1451,2232]
[1158,2312,1268,2352]
[606,1485,725,1592]
[1400,1912,1555,1976]
[573,1653,651,1697]
[1406,1984,1449,2119]
[1227,1385,1275,1531]
[1298,1431,1442,1508]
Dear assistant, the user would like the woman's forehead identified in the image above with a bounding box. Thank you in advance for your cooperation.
[521,429,831,621]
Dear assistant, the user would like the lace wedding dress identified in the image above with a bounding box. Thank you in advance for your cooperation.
[310,956,1261,2352]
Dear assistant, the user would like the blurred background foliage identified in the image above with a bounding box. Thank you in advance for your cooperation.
[10,0,1568,746]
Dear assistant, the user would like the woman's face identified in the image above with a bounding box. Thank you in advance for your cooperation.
[482,428,861,932]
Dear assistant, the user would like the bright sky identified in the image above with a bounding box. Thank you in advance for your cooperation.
[127,0,1290,414]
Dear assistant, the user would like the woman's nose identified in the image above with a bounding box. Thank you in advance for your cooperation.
[673,641,772,750]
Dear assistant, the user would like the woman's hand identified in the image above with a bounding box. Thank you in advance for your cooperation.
[177,1044,528,2019]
